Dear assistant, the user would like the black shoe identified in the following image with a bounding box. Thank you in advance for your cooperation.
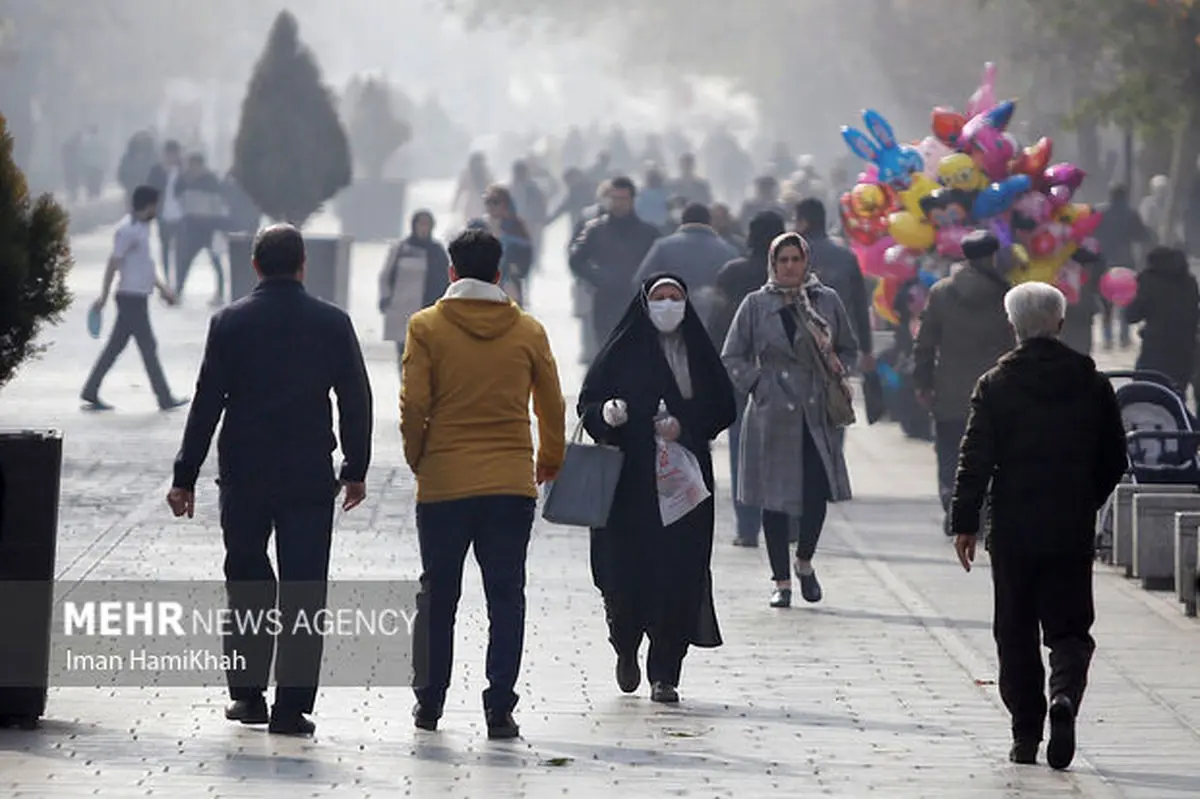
[650,682,679,704]
[1047,695,1077,770]
[732,536,758,548]
[413,703,441,731]
[159,396,190,411]
[796,568,823,604]
[616,651,641,694]
[224,697,268,725]
[80,394,114,411]
[485,712,520,740]
[1009,739,1039,765]
[769,588,792,608]
[268,708,315,736]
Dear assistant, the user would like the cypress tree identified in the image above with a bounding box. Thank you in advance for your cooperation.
[232,10,352,226]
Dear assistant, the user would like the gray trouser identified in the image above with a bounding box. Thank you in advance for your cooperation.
[81,293,172,404]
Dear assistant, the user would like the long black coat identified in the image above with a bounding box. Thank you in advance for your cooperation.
[1125,249,1200,390]
[578,276,736,648]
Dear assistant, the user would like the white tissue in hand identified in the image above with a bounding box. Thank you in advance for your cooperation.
[602,399,628,427]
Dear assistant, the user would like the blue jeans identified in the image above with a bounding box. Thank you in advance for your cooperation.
[411,495,535,716]
[729,399,763,542]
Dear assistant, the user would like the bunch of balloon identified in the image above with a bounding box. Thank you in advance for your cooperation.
[838,62,1106,316]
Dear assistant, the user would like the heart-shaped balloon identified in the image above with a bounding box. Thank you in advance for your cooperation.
[1043,163,1086,192]
[1008,137,1054,178]
[1071,212,1103,241]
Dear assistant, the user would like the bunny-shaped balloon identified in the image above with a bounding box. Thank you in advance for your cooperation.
[842,109,924,189]
[965,62,998,119]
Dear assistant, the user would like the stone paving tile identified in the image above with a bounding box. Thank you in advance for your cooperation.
[0,184,1188,797]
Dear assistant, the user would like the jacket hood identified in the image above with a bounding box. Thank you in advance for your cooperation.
[436,278,521,340]
[996,337,1097,400]
[1144,248,1191,279]
[946,262,1011,308]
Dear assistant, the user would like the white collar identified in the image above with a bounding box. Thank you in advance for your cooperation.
[442,278,511,303]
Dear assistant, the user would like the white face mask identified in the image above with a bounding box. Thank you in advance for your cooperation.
[648,299,686,333]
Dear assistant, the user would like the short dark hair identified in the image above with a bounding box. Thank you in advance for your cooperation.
[187,152,206,168]
[253,224,306,277]
[131,185,159,212]
[609,176,636,197]
[794,197,827,232]
[164,140,182,155]
[448,228,503,282]
[681,203,711,225]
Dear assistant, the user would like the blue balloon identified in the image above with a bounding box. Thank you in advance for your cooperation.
[918,269,938,289]
[971,175,1032,221]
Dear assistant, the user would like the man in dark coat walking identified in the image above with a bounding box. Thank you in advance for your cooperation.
[914,231,1016,533]
[569,176,661,343]
[167,224,373,736]
[950,281,1127,770]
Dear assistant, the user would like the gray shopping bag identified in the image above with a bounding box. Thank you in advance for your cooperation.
[541,420,624,528]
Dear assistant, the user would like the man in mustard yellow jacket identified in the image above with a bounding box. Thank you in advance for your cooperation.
[400,228,566,740]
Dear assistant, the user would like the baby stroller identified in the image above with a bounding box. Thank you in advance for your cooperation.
[1095,370,1200,560]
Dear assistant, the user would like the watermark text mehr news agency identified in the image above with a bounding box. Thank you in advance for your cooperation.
[63,601,417,638]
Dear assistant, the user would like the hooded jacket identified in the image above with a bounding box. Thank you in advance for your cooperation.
[710,210,786,346]
[913,261,1015,420]
[400,278,566,503]
[950,337,1128,555]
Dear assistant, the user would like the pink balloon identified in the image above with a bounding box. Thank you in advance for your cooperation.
[936,227,969,258]
[857,164,880,185]
[966,62,998,118]
[915,136,954,179]
[1043,163,1085,191]
[1099,267,1138,308]
[1048,184,1073,208]
[1071,213,1102,241]
[856,236,898,279]
[880,245,919,281]
[1013,192,1050,223]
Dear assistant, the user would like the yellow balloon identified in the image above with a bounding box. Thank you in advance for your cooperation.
[1011,244,1076,284]
[888,210,936,251]
[873,280,899,325]
[899,173,939,217]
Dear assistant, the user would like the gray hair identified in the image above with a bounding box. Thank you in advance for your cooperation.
[1004,282,1066,342]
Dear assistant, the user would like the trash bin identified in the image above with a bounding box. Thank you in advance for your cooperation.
[0,430,63,729]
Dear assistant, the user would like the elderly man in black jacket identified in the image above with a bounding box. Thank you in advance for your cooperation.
[167,224,374,737]
[950,281,1127,771]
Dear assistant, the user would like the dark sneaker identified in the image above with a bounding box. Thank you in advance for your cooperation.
[224,697,268,725]
[616,651,641,694]
[485,712,520,740]
[413,703,441,731]
[80,394,114,411]
[1009,740,1038,765]
[732,537,758,548]
[159,396,190,411]
[769,588,792,608]
[267,708,315,736]
[650,682,679,704]
[1047,695,1077,770]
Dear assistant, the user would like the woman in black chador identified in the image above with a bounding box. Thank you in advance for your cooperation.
[578,274,737,703]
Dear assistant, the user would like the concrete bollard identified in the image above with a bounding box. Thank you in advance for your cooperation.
[1133,494,1200,590]
[1114,484,1197,575]
[1176,512,1200,617]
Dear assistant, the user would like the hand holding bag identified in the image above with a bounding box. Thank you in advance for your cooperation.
[541,419,624,528]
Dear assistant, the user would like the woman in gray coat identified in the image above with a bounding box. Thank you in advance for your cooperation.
[721,232,857,608]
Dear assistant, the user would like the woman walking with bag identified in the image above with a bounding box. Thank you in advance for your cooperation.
[577,274,737,703]
[722,232,857,608]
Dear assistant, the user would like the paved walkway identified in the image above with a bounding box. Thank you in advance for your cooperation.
[1,184,1198,797]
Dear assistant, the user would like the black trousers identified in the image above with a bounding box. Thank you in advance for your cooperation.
[81,294,173,405]
[175,221,224,299]
[220,485,335,714]
[411,495,535,715]
[763,428,830,581]
[934,418,967,522]
[158,220,181,283]
[991,549,1096,742]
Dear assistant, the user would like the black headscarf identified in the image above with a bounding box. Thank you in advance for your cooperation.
[579,273,736,449]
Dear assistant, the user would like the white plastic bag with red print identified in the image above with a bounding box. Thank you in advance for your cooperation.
[655,437,711,526]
